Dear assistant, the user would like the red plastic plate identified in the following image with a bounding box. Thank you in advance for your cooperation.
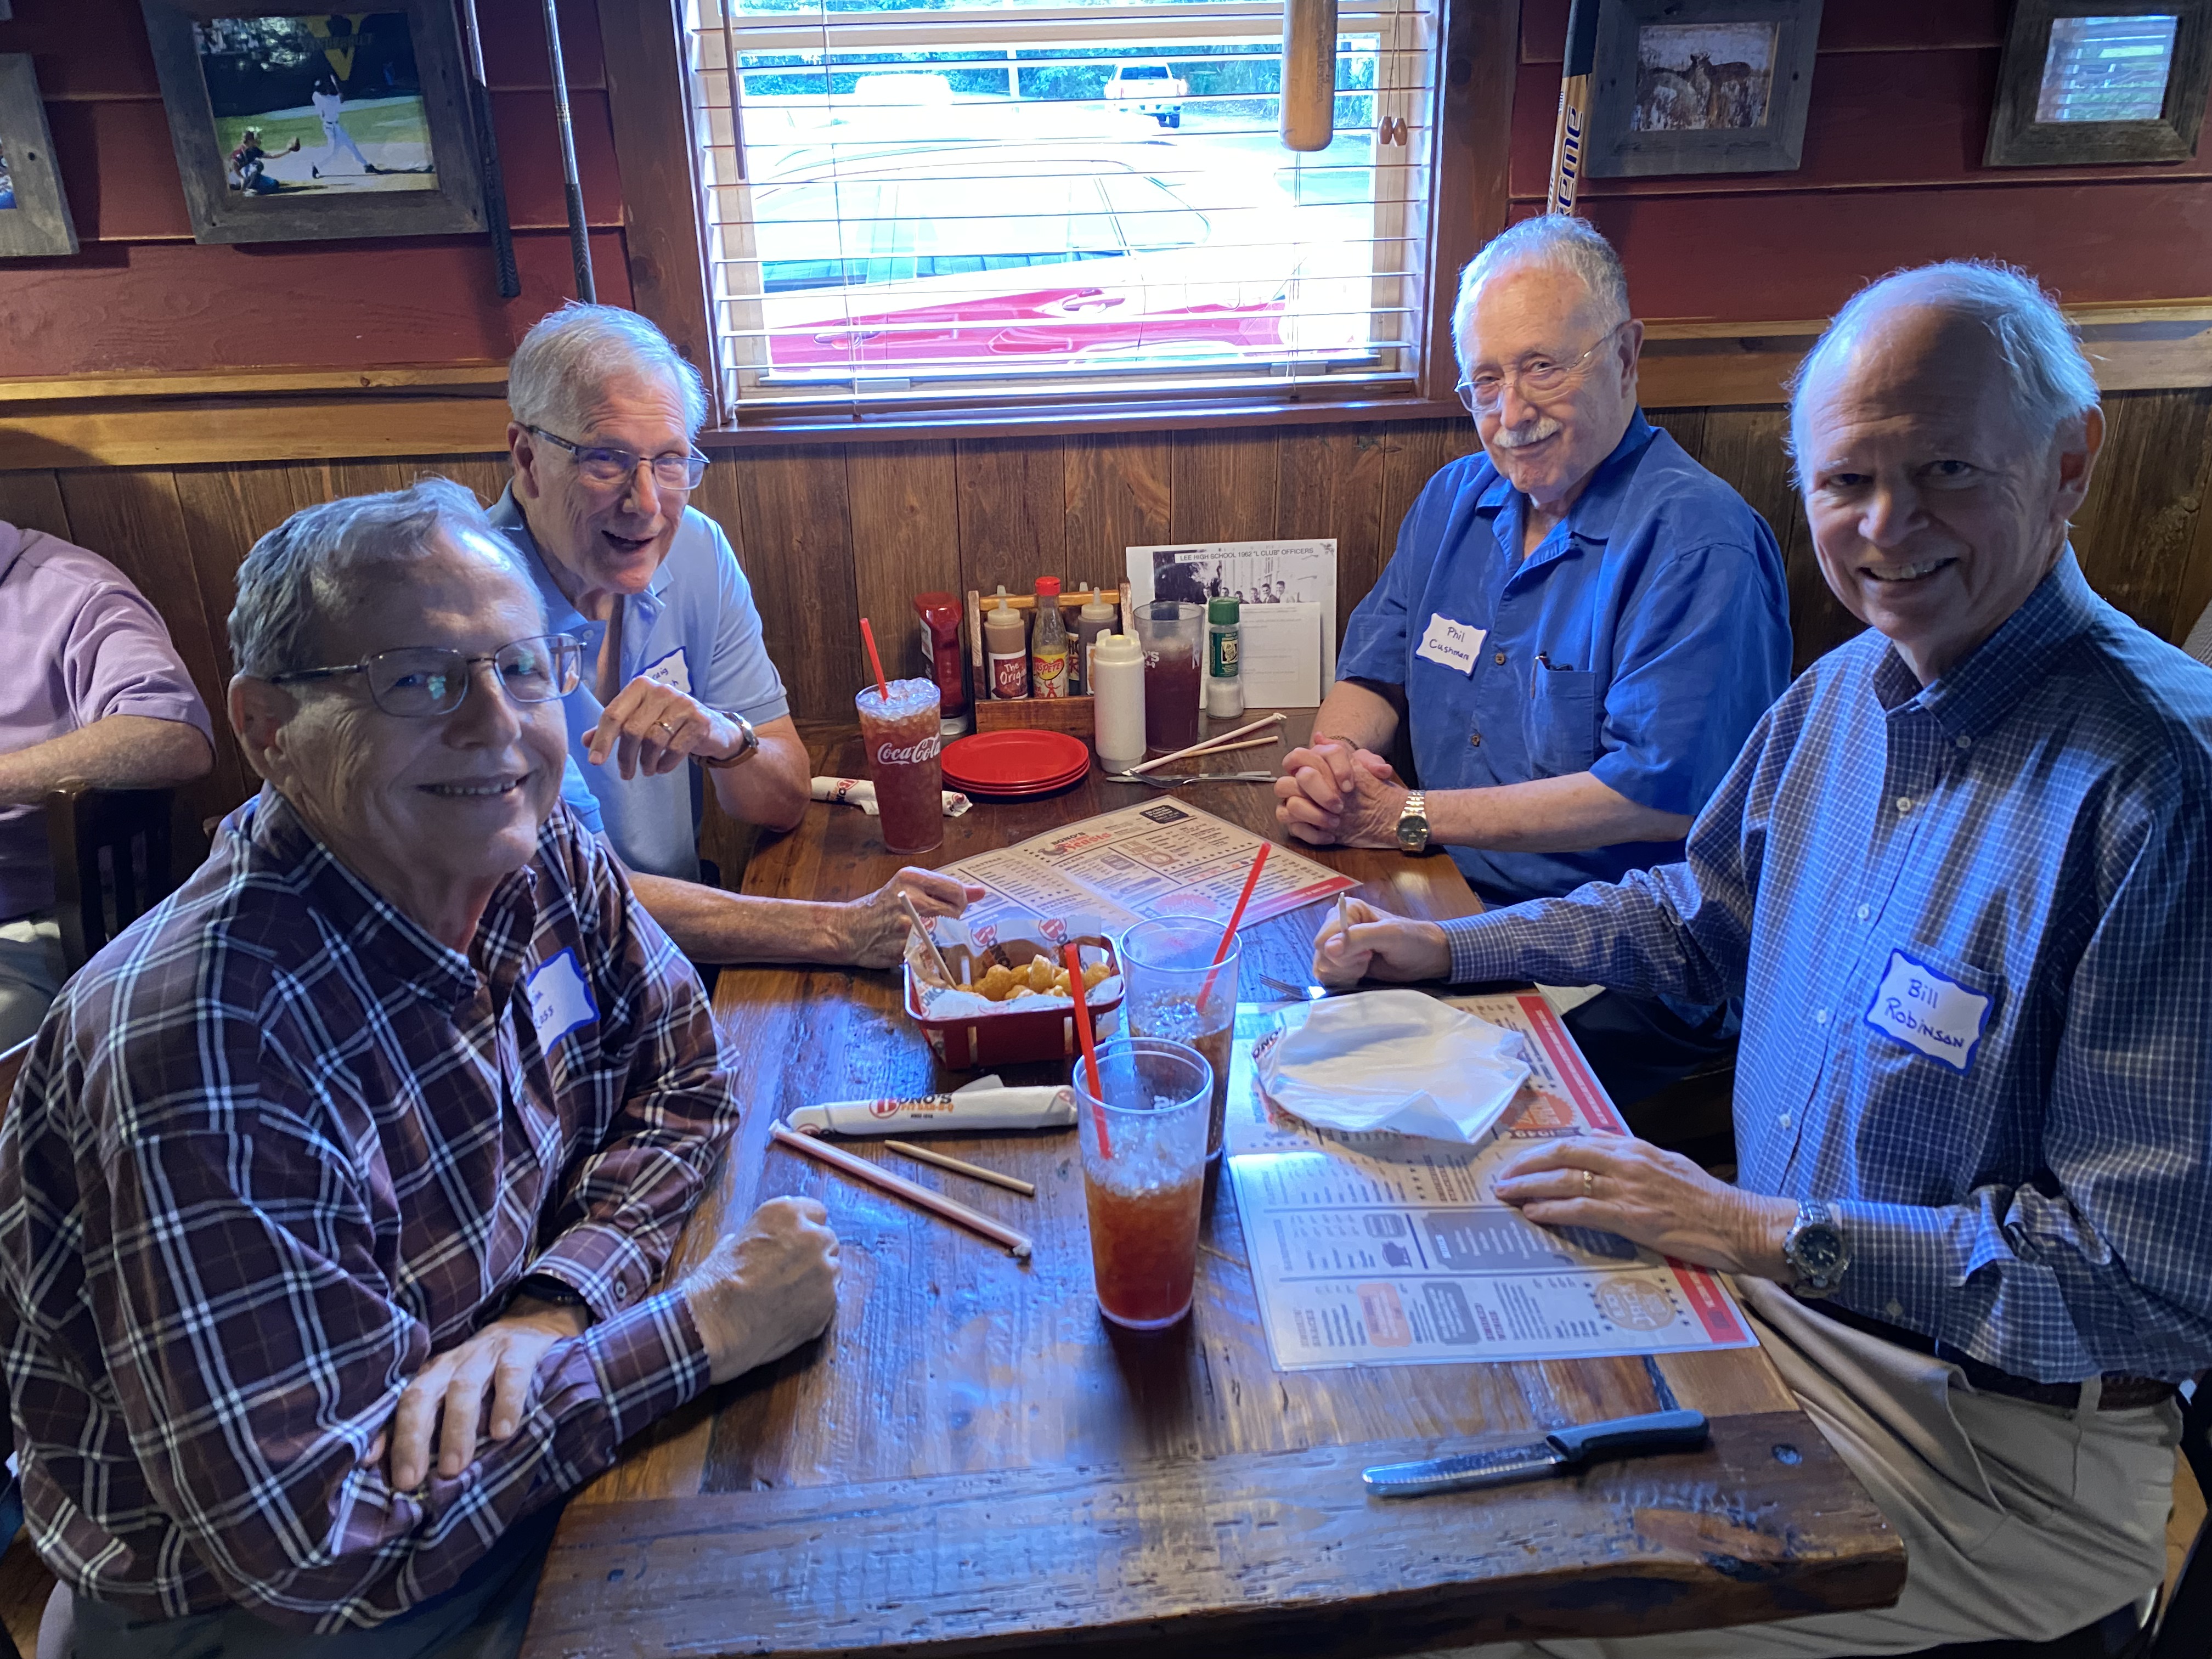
[939,730,1092,791]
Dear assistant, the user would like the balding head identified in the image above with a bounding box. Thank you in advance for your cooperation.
[1789,262,2104,685]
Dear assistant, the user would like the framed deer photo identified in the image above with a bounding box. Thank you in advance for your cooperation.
[1581,0,1825,178]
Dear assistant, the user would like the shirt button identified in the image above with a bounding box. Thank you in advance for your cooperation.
[1778,1113,1792,1130]
[614,1278,631,1304]
[1493,651,1507,665]
[1884,1300,1905,1320]
[1857,904,1871,922]
[1895,795,1914,814]
[1469,731,1482,747]
[1955,736,1972,751]
[1814,1008,1830,1025]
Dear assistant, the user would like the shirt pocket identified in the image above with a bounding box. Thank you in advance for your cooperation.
[1524,667,1601,778]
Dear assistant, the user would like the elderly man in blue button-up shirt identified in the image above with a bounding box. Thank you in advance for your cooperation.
[1277,216,1792,1111]
[1329,262,2211,1657]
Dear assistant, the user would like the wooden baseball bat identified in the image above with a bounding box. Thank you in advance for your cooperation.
[1547,0,1601,216]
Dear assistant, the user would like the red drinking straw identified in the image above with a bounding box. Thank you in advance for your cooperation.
[1064,940,1110,1159]
[1200,842,1269,1002]
[859,617,890,702]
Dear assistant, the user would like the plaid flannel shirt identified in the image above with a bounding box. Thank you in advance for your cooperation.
[1442,553,2212,1384]
[0,790,736,1630]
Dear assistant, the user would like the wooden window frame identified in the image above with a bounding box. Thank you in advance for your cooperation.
[594,0,1515,447]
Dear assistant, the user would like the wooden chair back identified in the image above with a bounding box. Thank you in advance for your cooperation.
[43,782,178,973]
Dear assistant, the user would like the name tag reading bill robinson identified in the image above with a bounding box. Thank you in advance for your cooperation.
[1864,949,1992,1073]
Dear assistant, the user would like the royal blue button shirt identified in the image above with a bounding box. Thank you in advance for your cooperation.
[489,488,791,882]
[1441,553,2212,1383]
[1336,412,1791,905]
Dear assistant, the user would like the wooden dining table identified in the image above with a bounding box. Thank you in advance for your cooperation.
[521,713,1905,1659]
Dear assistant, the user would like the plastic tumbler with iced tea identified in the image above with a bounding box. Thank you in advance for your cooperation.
[1074,1036,1212,1330]
[856,677,944,855]
[1132,601,1204,755]
[1120,915,1240,1160]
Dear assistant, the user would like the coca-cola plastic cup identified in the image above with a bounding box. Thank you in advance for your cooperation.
[856,678,944,855]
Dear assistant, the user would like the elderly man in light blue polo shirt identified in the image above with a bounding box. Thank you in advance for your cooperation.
[492,305,974,968]
[1277,216,1792,1110]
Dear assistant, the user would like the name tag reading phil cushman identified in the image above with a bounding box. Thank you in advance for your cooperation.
[1864,949,1992,1073]
[1415,613,1485,675]
[526,949,599,1054]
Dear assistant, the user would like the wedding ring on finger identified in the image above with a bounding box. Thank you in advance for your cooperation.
[1583,1169,1594,1197]
[657,719,678,738]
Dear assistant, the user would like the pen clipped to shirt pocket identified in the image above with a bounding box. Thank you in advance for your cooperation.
[1525,658,1601,777]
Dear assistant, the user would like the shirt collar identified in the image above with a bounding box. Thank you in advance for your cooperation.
[1875,546,2101,738]
[490,485,675,630]
[233,787,541,1015]
[1474,409,1658,547]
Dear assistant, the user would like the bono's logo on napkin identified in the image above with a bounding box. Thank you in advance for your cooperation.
[1864,948,1993,1073]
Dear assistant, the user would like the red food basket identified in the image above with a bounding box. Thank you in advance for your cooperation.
[904,935,1124,1069]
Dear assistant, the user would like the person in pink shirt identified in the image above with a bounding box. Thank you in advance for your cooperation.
[0,520,215,1046]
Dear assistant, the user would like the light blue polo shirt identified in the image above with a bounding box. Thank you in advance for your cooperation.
[489,487,791,882]
[1337,411,1791,906]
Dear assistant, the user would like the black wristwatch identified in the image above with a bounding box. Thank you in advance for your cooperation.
[1782,1201,1849,1299]
[509,1272,589,1312]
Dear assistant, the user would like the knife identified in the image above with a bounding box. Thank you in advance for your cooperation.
[1361,1409,1709,1498]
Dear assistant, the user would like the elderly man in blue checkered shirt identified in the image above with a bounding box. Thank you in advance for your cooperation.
[1323,261,2212,1657]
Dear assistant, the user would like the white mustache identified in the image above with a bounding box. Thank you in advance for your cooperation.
[1492,416,1562,450]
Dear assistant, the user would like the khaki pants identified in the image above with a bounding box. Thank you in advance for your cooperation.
[1423,1277,2183,1659]
[0,912,64,1050]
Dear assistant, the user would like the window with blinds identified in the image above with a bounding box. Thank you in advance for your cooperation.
[685,0,1444,420]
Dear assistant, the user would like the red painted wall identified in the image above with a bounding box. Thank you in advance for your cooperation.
[1515,0,2212,319]
[0,0,631,377]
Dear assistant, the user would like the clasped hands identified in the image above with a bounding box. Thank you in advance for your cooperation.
[377,1197,840,1492]
[1273,737,1409,849]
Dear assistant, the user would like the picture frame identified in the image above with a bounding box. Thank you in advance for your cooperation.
[1581,0,1825,179]
[0,55,78,258]
[1985,1,2211,166]
[138,0,487,244]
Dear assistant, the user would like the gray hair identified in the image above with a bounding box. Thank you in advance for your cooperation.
[507,303,709,440]
[1452,216,1632,373]
[1786,260,2101,485]
[229,478,538,678]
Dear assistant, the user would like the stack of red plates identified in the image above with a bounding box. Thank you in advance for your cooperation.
[940,730,1091,798]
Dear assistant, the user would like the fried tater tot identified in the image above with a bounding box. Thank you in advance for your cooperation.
[1081,961,1110,989]
[978,962,1019,1001]
[1025,956,1057,991]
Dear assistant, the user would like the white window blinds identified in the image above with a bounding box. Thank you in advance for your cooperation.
[685,0,1444,419]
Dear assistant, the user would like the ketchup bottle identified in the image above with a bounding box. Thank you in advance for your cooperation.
[913,591,968,736]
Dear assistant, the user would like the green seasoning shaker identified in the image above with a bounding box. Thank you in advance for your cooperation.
[1206,597,1243,719]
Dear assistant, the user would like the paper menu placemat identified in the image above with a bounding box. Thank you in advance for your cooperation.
[1225,994,1757,1371]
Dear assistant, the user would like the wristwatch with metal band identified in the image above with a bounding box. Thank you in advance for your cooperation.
[701,713,760,770]
[1782,1200,1849,1299]
[1395,789,1430,854]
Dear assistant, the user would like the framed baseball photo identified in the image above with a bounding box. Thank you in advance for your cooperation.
[139,0,487,243]
[1581,0,1825,178]
[0,55,78,258]
[1985,0,2211,165]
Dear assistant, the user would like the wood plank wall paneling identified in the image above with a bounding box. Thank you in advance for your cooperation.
[12,396,2210,873]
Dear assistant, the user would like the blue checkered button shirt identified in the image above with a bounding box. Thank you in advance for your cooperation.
[1442,552,2212,1384]
[0,791,735,1629]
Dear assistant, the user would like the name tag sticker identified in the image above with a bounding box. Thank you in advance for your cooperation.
[639,646,691,695]
[1864,949,1991,1073]
[526,950,598,1054]
[1415,613,1484,675]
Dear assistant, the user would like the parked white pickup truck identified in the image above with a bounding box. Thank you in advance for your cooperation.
[1107,61,1188,128]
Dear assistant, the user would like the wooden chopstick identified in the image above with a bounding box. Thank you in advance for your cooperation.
[884,1139,1037,1196]
[1120,712,1289,777]
[900,892,954,983]
[772,1124,1034,1259]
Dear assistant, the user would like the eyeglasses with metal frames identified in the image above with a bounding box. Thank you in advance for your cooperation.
[1455,321,1629,418]
[266,634,584,719]
[526,425,710,490]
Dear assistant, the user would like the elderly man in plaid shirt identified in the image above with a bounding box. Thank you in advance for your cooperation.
[0,480,841,1657]
[1321,262,2212,1656]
